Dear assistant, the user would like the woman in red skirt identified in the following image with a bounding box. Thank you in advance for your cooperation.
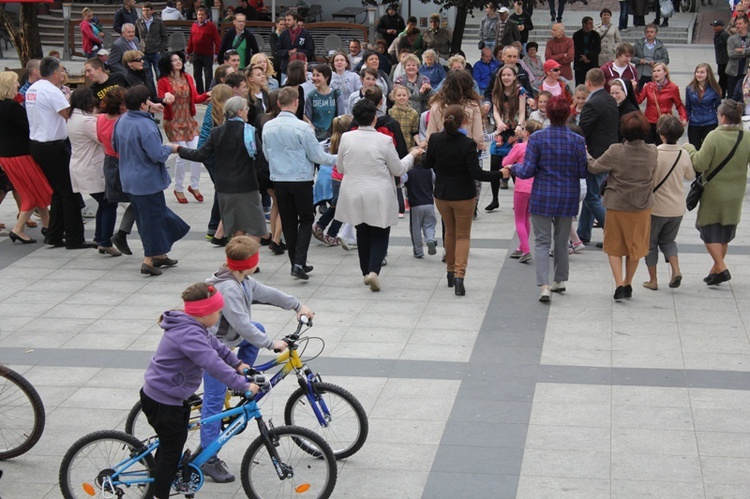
[0,71,51,243]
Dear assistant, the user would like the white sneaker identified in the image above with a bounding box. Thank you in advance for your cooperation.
[550,281,566,293]
[81,207,96,219]
[569,242,585,254]
[337,235,351,251]
[539,287,551,302]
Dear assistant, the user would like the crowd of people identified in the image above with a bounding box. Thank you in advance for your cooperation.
[2,0,750,306]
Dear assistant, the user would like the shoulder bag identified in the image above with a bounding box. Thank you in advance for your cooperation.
[686,131,743,211]
[653,150,681,193]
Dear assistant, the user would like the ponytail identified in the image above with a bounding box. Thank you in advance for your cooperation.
[443,104,465,135]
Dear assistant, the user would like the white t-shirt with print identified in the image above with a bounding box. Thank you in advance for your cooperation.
[25,79,70,142]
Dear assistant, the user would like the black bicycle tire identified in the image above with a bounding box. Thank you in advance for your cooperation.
[283,381,368,459]
[240,425,337,499]
[0,365,46,460]
[125,395,203,439]
[59,429,155,499]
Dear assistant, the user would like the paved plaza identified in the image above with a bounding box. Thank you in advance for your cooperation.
[3,42,750,498]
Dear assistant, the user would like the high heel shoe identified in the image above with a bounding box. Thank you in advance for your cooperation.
[9,231,36,244]
[174,190,188,204]
[454,277,465,296]
[187,186,204,202]
[447,271,455,288]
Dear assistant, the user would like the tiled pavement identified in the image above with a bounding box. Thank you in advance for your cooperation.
[2,41,750,498]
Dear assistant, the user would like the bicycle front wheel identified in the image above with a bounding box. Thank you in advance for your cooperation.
[241,426,337,499]
[284,381,369,459]
[59,430,155,499]
[0,365,46,460]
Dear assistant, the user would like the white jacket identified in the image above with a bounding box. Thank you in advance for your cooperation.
[67,109,105,194]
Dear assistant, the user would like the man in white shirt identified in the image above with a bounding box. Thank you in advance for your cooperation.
[26,57,93,250]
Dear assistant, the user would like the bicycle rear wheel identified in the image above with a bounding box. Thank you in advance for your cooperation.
[0,365,45,460]
[125,395,203,449]
[59,430,155,499]
[284,381,368,459]
[240,426,337,499]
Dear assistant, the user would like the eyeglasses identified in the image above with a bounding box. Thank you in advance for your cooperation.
[550,68,560,72]
[133,58,144,62]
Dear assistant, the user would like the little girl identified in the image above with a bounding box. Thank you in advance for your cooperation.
[388,85,420,149]
[140,283,259,499]
[501,120,543,263]
[313,114,354,246]
[569,84,589,124]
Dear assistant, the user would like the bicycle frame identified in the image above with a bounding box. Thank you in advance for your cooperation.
[105,400,288,492]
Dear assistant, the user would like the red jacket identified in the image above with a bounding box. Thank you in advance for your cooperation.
[600,60,638,87]
[636,80,688,125]
[187,20,221,56]
[157,73,209,122]
[545,36,574,81]
[80,20,102,55]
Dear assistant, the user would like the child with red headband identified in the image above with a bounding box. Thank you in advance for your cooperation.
[198,235,315,483]
[140,282,261,499]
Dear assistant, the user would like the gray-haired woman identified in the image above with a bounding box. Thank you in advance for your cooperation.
[175,96,268,240]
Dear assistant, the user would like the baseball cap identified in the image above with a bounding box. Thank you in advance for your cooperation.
[543,59,561,73]
[97,48,109,56]
[499,6,510,13]
[710,20,725,26]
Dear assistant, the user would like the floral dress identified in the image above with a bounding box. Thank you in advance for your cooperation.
[164,75,199,142]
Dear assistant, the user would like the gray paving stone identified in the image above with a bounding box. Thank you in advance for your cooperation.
[517,476,610,499]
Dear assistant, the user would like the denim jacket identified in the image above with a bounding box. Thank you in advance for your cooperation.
[261,111,337,182]
[685,85,720,127]
[113,110,172,196]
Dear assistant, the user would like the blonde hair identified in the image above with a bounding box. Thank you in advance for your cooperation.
[389,84,410,101]
[447,54,466,68]
[0,71,19,100]
[209,84,234,126]
[250,52,276,78]
[401,53,420,68]
[226,235,260,260]
[329,114,353,154]
[122,49,144,65]
[81,7,92,16]
[653,62,670,80]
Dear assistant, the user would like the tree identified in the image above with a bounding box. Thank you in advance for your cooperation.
[0,3,44,66]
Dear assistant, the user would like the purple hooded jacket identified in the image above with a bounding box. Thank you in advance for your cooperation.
[142,310,249,406]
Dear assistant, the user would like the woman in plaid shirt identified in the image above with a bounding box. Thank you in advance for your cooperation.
[503,95,588,303]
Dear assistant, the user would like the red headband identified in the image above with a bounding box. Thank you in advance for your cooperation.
[184,289,224,316]
[227,252,260,272]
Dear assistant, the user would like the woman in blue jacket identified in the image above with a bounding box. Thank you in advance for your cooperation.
[685,63,722,151]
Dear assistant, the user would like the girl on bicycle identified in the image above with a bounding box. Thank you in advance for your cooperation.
[199,236,314,483]
[140,282,260,499]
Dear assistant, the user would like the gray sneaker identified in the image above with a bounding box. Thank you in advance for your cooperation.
[201,456,235,483]
[509,250,524,259]
[518,252,532,263]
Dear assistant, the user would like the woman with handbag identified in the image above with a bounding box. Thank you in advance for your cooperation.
[636,62,687,145]
[684,99,750,286]
[643,115,694,291]
[588,111,657,301]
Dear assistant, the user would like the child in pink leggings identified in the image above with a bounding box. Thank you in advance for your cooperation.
[503,120,544,263]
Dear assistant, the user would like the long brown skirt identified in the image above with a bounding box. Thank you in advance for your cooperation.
[603,208,651,259]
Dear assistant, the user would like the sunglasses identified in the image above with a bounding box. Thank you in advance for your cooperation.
[550,68,560,72]
[133,58,144,62]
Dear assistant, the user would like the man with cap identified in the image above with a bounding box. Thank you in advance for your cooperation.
[376,4,405,48]
[713,20,729,97]
[97,49,110,71]
[495,6,521,47]
[423,13,452,61]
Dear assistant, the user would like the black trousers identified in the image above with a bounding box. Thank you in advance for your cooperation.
[274,181,314,267]
[140,389,190,499]
[718,63,728,98]
[29,139,85,247]
[687,124,717,152]
[355,223,390,276]
[192,53,214,95]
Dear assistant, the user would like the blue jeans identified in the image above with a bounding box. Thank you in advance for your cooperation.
[618,1,629,29]
[90,192,118,247]
[142,52,162,87]
[200,323,265,451]
[317,179,342,237]
[577,173,607,242]
[549,0,565,21]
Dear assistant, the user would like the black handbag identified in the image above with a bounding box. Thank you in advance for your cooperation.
[686,131,743,211]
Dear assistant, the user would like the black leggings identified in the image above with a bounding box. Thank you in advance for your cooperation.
[140,389,190,499]
[489,153,505,203]
[355,224,390,276]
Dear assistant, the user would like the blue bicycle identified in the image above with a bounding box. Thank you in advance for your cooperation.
[125,317,368,460]
[59,382,337,499]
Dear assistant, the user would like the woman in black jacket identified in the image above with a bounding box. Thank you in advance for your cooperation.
[122,49,167,106]
[423,104,503,296]
[175,96,268,240]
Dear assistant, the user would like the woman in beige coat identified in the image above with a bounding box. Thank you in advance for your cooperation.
[588,111,657,301]
[596,8,622,65]
[336,99,423,291]
[643,115,694,291]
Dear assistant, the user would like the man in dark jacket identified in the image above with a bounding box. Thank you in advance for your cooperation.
[577,68,619,244]
[495,7,521,47]
[713,20,730,97]
[573,16,601,85]
[376,4,406,48]
[218,13,261,70]
[113,0,138,35]
[277,11,315,74]
[135,3,169,83]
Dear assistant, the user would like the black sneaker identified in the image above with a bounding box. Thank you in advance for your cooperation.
[291,265,309,280]
[201,456,235,483]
